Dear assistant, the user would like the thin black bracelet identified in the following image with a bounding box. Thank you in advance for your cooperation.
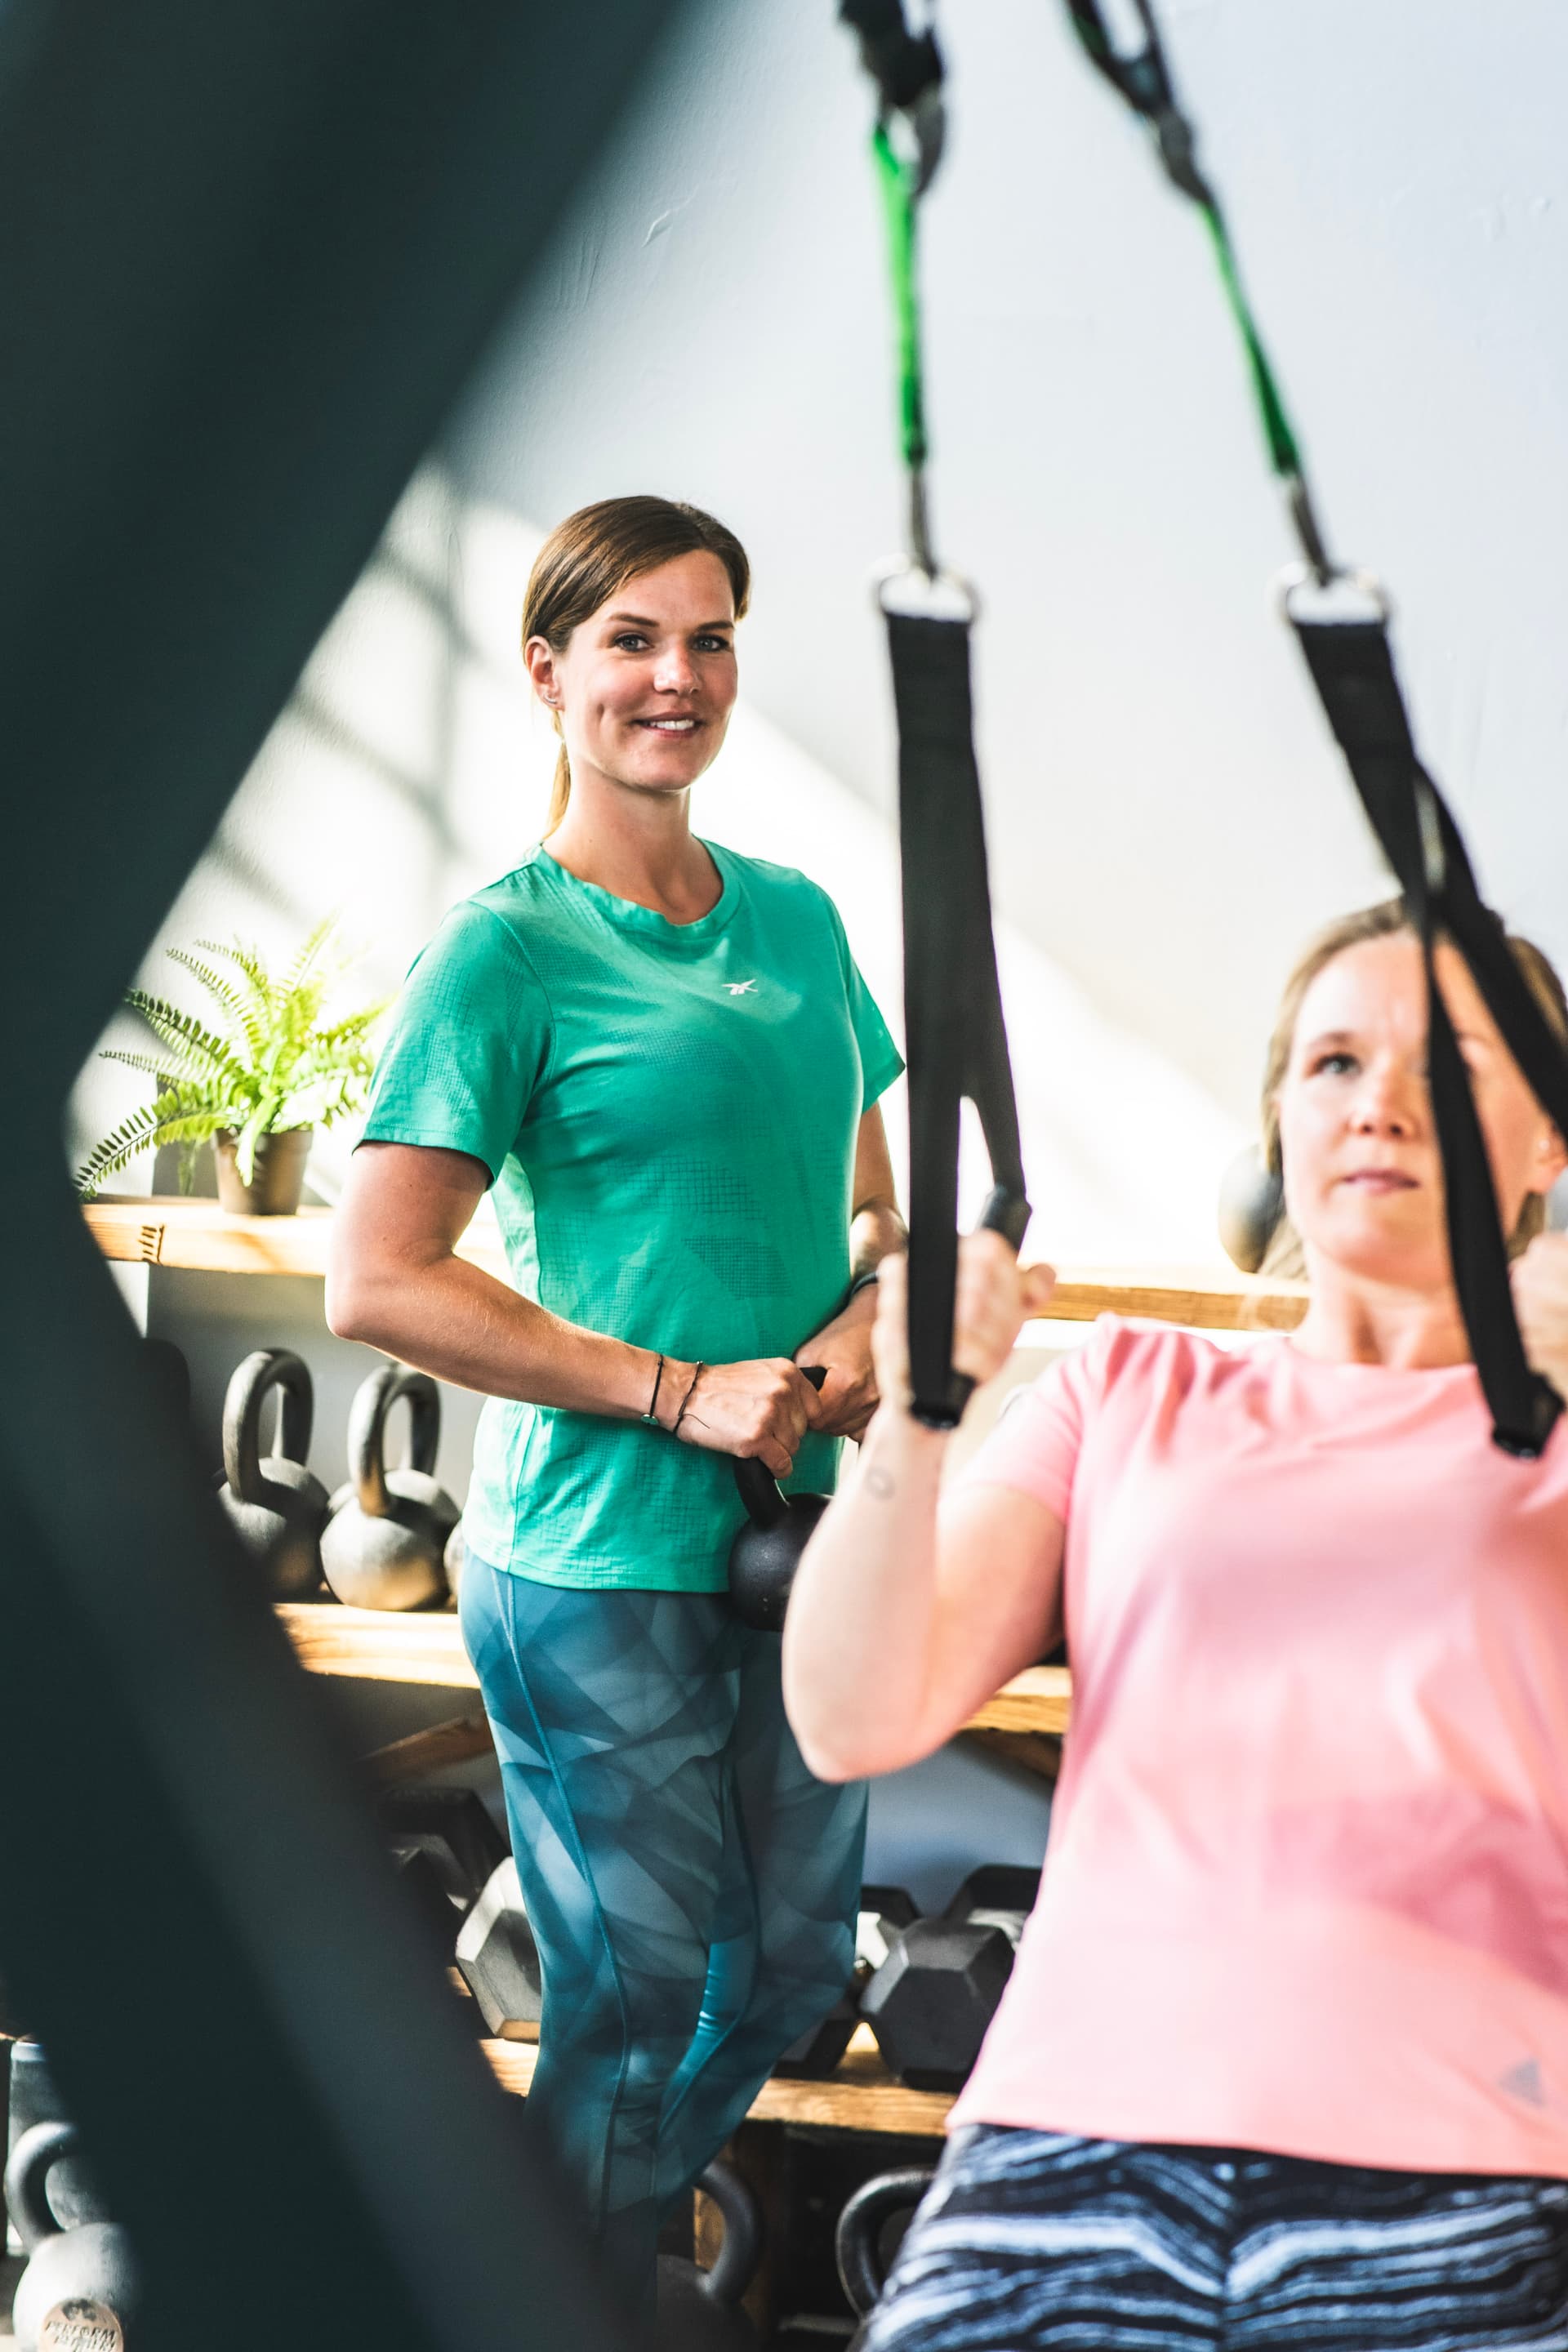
[672,1362,706,1436]
[845,1267,881,1304]
[639,1352,666,1428]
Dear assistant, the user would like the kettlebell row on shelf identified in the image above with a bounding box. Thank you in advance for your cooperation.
[216,1352,461,1611]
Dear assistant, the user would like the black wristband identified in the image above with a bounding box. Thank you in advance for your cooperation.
[639,1352,666,1428]
[845,1267,881,1304]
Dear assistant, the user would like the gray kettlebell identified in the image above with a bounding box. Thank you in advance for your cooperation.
[7,2122,142,2352]
[217,1349,329,1598]
[7,2044,106,2240]
[321,1364,458,1610]
[655,2160,762,2350]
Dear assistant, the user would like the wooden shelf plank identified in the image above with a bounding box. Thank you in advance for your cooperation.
[965,1664,1071,1737]
[84,1195,509,1281]
[481,2025,951,2136]
[279,1601,474,1689]
[278,1602,1073,1735]
[87,1198,1303,1330]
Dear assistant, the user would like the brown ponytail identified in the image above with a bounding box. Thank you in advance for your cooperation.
[522,495,751,835]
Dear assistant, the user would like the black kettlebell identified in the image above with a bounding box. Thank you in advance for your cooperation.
[7,2122,143,2352]
[727,1366,828,1633]
[655,2160,762,2351]
[321,1364,459,1610]
[835,2165,937,2341]
[217,1348,330,1598]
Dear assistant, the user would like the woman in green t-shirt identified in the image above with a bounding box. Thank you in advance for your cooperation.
[328,494,905,2322]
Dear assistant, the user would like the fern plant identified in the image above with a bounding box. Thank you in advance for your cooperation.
[76,916,387,1200]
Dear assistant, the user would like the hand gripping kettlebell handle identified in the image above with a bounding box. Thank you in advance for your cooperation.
[222,1348,315,1504]
[349,1363,442,1521]
[731,1365,826,1527]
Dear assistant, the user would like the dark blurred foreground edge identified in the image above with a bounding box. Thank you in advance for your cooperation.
[0,3,685,2345]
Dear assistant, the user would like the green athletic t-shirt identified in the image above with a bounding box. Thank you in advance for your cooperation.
[360,840,903,1591]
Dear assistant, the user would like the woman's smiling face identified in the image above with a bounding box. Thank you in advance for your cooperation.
[526,549,739,801]
[1276,931,1565,1287]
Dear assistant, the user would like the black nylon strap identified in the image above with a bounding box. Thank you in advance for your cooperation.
[889,608,1031,1426]
[1292,615,1566,1456]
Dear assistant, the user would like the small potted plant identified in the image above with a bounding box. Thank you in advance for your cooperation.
[75,917,386,1214]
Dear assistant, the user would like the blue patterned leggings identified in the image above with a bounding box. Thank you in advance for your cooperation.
[868,2127,1568,2350]
[461,1555,866,2308]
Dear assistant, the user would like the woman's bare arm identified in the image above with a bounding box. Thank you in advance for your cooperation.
[795,1106,906,1441]
[327,1142,818,1475]
[782,1239,1065,1779]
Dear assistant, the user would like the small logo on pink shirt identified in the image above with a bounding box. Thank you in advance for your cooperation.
[1498,2057,1547,2109]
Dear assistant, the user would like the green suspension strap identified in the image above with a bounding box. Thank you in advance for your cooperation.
[1064,0,1568,1458]
[840,0,1031,1428]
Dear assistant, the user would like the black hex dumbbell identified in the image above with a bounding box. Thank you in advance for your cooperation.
[942,1864,1040,1952]
[377,1784,507,1909]
[861,1864,1042,2092]
[455,1859,544,2039]
[773,1886,916,2079]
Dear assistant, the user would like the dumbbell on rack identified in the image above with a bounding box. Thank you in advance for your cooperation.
[860,1865,1041,2092]
[773,1886,916,2079]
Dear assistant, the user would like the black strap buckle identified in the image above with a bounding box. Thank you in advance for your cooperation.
[840,0,947,194]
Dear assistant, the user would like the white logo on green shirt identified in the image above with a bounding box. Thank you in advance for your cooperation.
[724,979,759,996]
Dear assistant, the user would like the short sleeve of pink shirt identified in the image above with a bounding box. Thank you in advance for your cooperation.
[944,1315,1568,2180]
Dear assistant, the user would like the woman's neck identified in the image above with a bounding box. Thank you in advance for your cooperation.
[1289,1252,1472,1369]
[544,775,721,923]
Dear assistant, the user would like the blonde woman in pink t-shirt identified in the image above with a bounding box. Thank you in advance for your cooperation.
[785,900,1568,2351]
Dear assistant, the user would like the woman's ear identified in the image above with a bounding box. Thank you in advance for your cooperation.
[1530,1123,1568,1198]
[523,635,559,706]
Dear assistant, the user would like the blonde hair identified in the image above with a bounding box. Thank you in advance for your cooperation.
[1258,898,1568,1278]
[521,495,751,833]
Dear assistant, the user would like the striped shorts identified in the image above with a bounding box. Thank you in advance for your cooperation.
[865,2126,1568,2350]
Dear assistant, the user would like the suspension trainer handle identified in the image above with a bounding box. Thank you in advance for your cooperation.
[846,2,1033,1430]
[881,572,1031,1432]
[1283,581,1568,1455]
[1064,0,1568,1454]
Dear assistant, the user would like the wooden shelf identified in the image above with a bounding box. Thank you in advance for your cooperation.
[280,1601,1072,1736]
[482,2023,952,2137]
[85,1194,510,1281]
[88,1196,1304,1330]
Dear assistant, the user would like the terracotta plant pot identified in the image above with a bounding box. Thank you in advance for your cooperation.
[213,1126,314,1217]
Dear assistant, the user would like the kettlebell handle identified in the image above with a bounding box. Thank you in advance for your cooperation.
[732,1365,826,1528]
[835,2165,937,2319]
[350,1363,442,1521]
[694,2160,763,2305]
[222,1348,315,1503]
[4,2120,77,2255]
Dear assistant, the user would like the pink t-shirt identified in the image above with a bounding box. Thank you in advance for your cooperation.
[948,1316,1568,2176]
